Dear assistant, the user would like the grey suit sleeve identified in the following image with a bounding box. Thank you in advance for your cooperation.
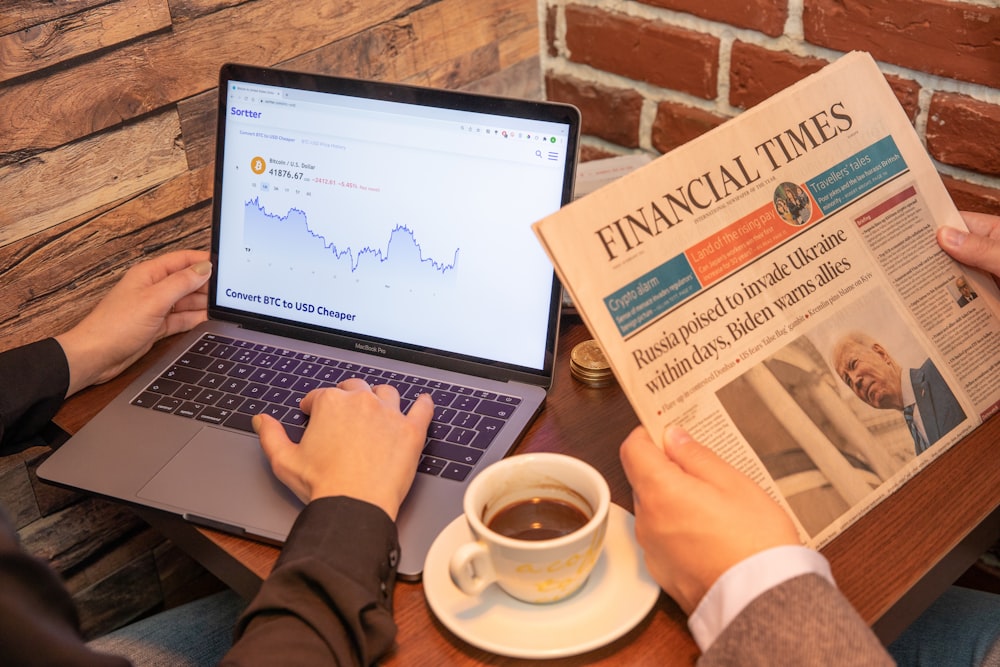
[698,573,893,666]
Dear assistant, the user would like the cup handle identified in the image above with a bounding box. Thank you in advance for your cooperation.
[449,541,497,595]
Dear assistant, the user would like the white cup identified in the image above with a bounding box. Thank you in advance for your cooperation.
[448,452,610,604]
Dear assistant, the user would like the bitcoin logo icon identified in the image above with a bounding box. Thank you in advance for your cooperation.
[251,156,266,174]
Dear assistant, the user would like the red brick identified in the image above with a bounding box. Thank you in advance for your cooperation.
[545,73,643,148]
[634,0,788,37]
[651,101,729,154]
[580,144,618,162]
[926,92,1000,177]
[564,5,719,100]
[885,74,921,125]
[729,42,921,119]
[942,176,1000,216]
[729,41,829,110]
[803,0,1000,88]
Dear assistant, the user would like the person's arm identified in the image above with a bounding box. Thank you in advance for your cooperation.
[0,250,213,663]
[702,572,892,666]
[1,250,211,451]
[688,544,834,650]
[0,339,69,449]
[221,380,434,666]
[0,510,131,667]
[619,425,892,664]
[54,250,211,397]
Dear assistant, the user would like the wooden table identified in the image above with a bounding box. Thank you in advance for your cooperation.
[54,316,1000,665]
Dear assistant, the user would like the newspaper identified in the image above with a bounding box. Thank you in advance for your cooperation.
[533,51,1000,548]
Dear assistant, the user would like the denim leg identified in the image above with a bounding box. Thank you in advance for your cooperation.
[87,590,245,667]
[888,586,1000,667]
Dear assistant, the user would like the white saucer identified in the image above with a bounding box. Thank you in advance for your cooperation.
[423,504,661,659]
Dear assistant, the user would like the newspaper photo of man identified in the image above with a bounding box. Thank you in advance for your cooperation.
[714,288,968,539]
[831,331,965,456]
[955,275,979,307]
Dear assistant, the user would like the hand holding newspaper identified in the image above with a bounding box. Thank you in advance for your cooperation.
[534,52,1000,547]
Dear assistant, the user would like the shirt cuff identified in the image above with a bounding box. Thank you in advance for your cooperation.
[0,338,70,449]
[277,496,400,608]
[687,545,834,652]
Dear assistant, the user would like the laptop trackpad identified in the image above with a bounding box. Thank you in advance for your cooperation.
[137,428,303,541]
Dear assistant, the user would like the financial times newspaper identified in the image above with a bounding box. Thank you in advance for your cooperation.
[534,52,1000,547]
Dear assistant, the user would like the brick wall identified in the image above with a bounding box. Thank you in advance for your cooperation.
[542,0,1000,214]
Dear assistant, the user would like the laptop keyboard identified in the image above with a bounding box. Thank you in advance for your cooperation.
[129,333,521,482]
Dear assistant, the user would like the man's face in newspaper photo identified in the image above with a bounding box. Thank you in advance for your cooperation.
[833,336,904,411]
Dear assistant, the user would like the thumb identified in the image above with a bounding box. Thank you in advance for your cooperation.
[253,414,311,503]
[162,260,212,303]
[253,414,300,487]
[937,226,1000,277]
[660,426,738,486]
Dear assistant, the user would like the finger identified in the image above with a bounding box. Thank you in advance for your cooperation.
[620,425,686,494]
[298,387,327,414]
[619,425,660,478]
[253,413,308,502]
[960,212,1000,239]
[136,259,214,318]
[171,292,209,314]
[660,426,745,490]
[371,383,401,406]
[405,392,435,427]
[163,309,209,337]
[937,226,1000,276]
[141,250,212,280]
[338,377,372,393]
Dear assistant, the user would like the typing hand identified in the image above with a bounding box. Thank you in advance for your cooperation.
[254,379,434,520]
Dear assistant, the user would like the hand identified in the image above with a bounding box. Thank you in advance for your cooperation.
[937,211,1000,277]
[253,379,434,520]
[55,250,211,396]
[619,425,800,615]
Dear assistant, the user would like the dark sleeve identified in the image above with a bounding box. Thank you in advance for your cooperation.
[699,573,894,666]
[0,511,130,667]
[221,496,401,667]
[0,338,69,451]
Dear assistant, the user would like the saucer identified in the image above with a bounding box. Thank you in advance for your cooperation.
[423,504,660,659]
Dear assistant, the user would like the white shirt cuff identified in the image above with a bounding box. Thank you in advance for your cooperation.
[687,545,834,652]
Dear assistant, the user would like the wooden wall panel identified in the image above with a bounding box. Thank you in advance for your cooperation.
[0,0,541,638]
[0,0,541,351]
[0,0,173,84]
[0,1,110,36]
[1,110,188,246]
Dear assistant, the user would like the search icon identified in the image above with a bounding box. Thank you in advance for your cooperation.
[535,149,542,158]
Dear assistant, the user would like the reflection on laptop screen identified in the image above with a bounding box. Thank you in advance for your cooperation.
[214,76,574,373]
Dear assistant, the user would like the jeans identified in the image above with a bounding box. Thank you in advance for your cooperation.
[889,586,1000,667]
[87,590,245,666]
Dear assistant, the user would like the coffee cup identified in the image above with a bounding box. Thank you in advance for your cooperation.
[448,452,610,604]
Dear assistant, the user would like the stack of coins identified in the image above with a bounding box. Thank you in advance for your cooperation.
[570,339,615,388]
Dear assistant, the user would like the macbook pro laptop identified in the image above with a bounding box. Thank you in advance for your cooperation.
[38,63,580,579]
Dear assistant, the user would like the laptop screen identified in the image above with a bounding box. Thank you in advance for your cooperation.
[210,65,578,379]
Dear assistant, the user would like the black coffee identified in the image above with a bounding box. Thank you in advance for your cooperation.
[487,497,590,541]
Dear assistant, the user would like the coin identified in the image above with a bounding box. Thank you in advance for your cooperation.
[570,339,610,371]
[570,339,615,387]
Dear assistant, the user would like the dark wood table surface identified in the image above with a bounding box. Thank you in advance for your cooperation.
[54,316,1000,665]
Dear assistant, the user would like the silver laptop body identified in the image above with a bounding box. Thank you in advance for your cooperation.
[38,63,580,579]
